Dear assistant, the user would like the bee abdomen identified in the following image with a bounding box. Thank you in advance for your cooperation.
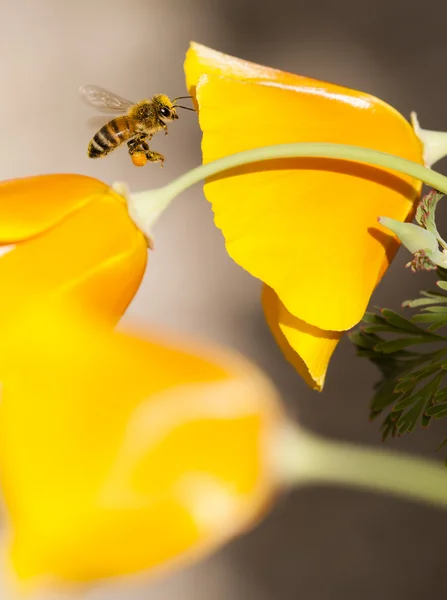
[88,117,133,158]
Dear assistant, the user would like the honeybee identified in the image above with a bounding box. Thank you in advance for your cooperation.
[80,85,194,167]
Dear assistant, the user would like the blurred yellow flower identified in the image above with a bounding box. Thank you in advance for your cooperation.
[0,306,281,587]
[0,174,147,325]
[0,297,446,592]
[184,42,425,390]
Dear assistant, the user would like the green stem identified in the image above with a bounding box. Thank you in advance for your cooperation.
[161,143,447,199]
[276,425,447,509]
[129,142,447,236]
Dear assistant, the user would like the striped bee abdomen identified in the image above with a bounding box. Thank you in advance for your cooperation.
[88,116,135,158]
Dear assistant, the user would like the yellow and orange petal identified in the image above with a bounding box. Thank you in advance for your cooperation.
[0,175,147,326]
[185,42,424,387]
[262,286,341,391]
[0,174,112,243]
[0,306,282,586]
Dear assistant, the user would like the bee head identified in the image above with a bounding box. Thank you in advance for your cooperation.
[153,94,179,122]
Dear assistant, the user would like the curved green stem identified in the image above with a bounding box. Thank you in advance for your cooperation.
[276,425,447,509]
[128,142,447,237]
[162,143,447,199]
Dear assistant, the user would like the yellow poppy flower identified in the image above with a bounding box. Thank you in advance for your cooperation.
[0,174,147,325]
[184,42,425,390]
[0,305,282,587]
[1,309,446,591]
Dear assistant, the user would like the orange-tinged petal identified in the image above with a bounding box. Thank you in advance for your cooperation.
[185,43,423,332]
[262,286,341,391]
[0,187,147,326]
[0,174,113,243]
[0,307,281,585]
[185,41,326,92]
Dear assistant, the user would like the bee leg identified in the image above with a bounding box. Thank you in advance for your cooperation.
[127,134,148,155]
[127,140,139,155]
[145,150,165,167]
[158,121,168,136]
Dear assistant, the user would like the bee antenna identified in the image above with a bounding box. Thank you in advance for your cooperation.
[173,95,193,102]
[175,105,196,112]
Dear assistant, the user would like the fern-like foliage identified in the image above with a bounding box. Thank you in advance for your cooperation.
[349,267,447,460]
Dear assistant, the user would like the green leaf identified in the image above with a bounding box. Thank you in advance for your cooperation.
[362,312,388,325]
[403,297,447,308]
[370,378,402,415]
[362,324,421,335]
[394,362,442,393]
[374,336,438,353]
[396,372,444,434]
[352,295,447,461]
[428,318,447,332]
[422,306,447,313]
[397,397,427,434]
[421,412,432,428]
[393,393,419,411]
[381,411,402,440]
[380,309,429,334]
[421,290,447,297]
[393,378,417,394]
[403,290,447,308]
[348,331,380,349]
[434,387,447,403]
[393,373,441,413]
[411,313,445,323]
[425,403,447,418]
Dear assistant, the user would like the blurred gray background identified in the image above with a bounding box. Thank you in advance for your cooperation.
[1,0,447,598]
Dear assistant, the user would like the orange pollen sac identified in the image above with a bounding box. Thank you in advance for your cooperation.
[131,152,148,167]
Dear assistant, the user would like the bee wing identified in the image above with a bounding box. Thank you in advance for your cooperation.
[79,85,134,113]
